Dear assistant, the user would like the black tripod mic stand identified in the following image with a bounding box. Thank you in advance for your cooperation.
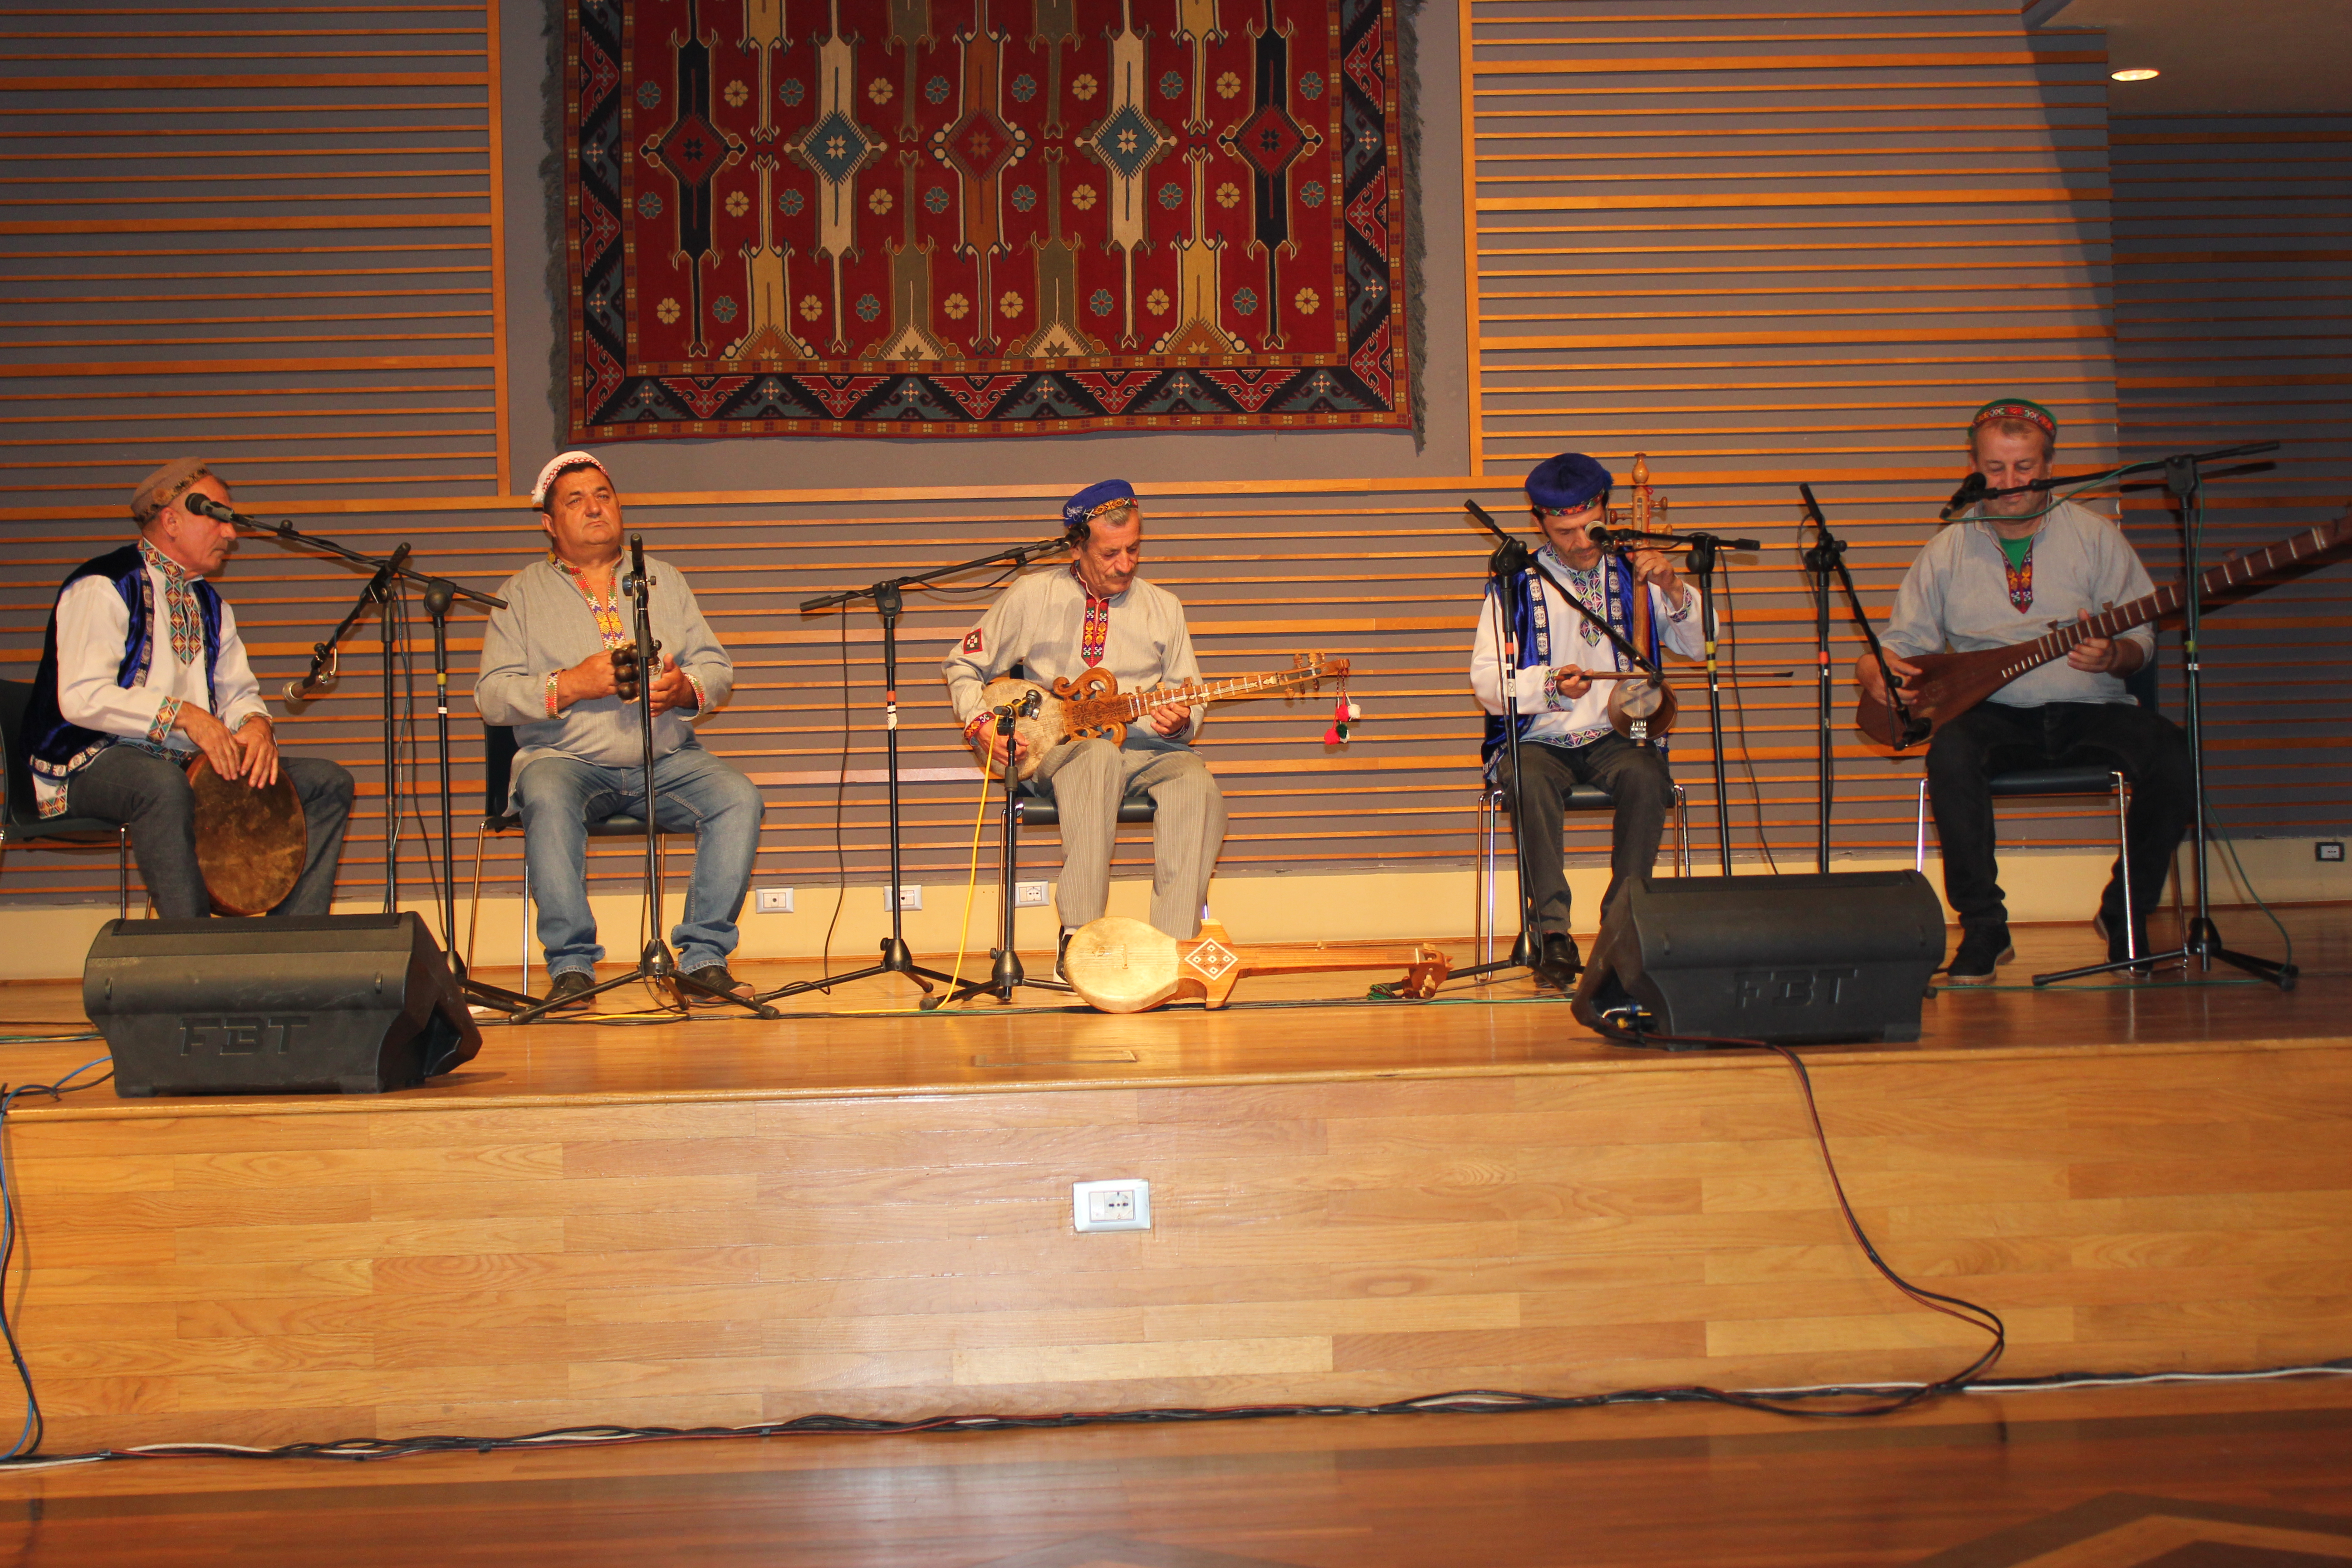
[920,691,1078,1009]
[760,535,1068,1005]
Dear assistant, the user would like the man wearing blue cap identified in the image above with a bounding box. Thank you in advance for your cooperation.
[943,480,1226,971]
[1472,452,1702,986]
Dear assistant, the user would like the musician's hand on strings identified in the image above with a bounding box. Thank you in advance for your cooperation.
[2066,609,2140,675]
[1145,701,1192,737]
[646,655,696,716]
[1631,548,1689,608]
[234,715,279,789]
[1854,650,1921,706]
[174,702,246,784]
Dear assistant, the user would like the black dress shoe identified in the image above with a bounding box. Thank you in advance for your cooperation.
[2092,907,2154,974]
[681,964,750,1005]
[1534,931,1581,989]
[542,970,596,1013]
[1053,931,1074,984]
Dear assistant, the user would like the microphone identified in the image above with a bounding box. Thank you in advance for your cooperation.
[1939,471,1988,521]
[625,533,648,594]
[1583,517,1613,544]
[181,492,257,526]
[284,669,330,706]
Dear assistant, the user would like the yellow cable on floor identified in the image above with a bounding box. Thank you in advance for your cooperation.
[934,769,999,1007]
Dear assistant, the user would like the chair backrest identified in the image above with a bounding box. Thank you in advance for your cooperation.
[482,724,518,819]
[0,678,40,830]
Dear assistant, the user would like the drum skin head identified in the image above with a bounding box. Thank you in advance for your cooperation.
[1062,917,1181,1013]
[186,756,305,916]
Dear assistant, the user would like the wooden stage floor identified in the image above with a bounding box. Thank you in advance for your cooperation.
[0,907,2347,1464]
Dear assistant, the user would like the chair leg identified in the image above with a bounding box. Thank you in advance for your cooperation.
[117,826,130,921]
[1475,788,1496,970]
[2113,772,2136,958]
[1916,781,1930,874]
[519,861,532,991]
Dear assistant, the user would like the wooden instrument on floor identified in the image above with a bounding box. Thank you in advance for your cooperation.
[1605,455,1678,742]
[1857,510,2352,750]
[1061,916,1450,1014]
[186,754,304,916]
[973,654,1348,780]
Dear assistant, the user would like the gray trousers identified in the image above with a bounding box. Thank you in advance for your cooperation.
[1493,734,1672,936]
[66,745,355,919]
[1033,739,1226,939]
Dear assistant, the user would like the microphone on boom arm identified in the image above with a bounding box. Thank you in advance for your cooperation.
[1939,471,1989,521]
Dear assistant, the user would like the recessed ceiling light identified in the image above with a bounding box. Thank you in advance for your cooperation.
[2111,68,2161,81]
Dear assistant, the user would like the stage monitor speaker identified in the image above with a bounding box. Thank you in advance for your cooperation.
[84,912,484,1097]
[1572,872,1947,1046]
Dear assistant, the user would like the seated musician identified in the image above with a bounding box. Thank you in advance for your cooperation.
[475,453,764,1009]
[18,460,355,917]
[1856,398,2193,983]
[1470,452,1701,988]
[942,480,1227,975]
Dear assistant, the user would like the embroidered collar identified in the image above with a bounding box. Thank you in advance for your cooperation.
[548,549,621,582]
[138,536,197,586]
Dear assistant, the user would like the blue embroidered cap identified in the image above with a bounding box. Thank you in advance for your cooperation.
[1062,478,1137,531]
[1524,452,1613,514]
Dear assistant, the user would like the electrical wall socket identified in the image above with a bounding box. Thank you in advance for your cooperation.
[884,884,923,911]
[1014,880,1050,907]
[754,887,794,914]
[1071,1178,1151,1233]
[2318,841,2345,863]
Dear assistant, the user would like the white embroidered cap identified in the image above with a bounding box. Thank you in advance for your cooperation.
[530,451,610,509]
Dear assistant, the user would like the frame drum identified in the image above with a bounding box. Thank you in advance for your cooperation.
[186,755,305,916]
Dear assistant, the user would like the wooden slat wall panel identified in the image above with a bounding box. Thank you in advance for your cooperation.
[1464,1,2128,863]
[2110,114,2352,835]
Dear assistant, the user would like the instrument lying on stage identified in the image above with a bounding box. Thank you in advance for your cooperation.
[186,754,305,916]
[1061,916,1450,1014]
[1857,511,2352,750]
[973,654,1348,780]
[1604,454,1678,742]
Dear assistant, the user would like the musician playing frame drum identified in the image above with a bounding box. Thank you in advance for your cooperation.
[18,460,355,918]
[1471,452,1701,990]
[941,480,1226,977]
[1856,398,2193,984]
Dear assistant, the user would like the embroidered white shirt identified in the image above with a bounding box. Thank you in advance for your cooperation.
[1470,552,1703,748]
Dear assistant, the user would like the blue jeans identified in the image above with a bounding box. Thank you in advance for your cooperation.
[513,747,764,976]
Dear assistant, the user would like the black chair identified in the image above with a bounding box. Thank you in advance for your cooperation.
[465,724,696,987]
[0,678,131,918]
[1474,779,1690,970]
[1913,657,2166,959]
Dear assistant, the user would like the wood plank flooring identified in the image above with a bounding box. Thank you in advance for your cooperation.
[0,1378,2348,1566]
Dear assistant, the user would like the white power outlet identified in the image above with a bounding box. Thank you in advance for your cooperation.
[755,886,794,914]
[1072,1178,1151,1233]
[884,884,923,911]
[1014,880,1050,908]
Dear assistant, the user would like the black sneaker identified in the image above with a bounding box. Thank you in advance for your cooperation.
[681,963,750,1005]
[2091,907,2154,974]
[542,970,596,1013]
[1945,926,2014,986]
[1533,931,1580,989]
[1052,931,1074,984]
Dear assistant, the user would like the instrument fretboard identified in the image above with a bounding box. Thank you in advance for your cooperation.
[1104,666,1332,720]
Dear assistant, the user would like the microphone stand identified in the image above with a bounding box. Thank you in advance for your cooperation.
[1796,484,1910,875]
[759,535,1070,1005]
[231,510,528,1014]
[1451,500,1664,987]
[510,540,778,1024]
[920,690,1077,1009]
[1601,525,1759,875]
[2031,441,2293,990]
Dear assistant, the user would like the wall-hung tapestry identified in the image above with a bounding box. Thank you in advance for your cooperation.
[564,0,1412,441]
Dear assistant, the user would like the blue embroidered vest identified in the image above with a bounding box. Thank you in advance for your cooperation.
[20,544,224,789]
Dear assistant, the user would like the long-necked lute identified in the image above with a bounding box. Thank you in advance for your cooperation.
[1857,510,2352,750]
[1062,916,1450,1013]
[973,654,1348,780]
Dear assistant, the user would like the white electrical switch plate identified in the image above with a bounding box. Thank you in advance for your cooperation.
[755,887,794,914]
[885,884,923,911]
[1014,881,1050,908]
[1071,1178,1152,1233]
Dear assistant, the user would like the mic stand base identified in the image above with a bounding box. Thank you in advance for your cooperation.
[2034,917,2297,990]
[756,941,967,1006]
[507,937,783,1025]
[1447,928,1548,986]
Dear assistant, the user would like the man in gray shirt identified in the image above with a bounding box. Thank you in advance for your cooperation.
[1857,398,2191,982]
[475,453,765,1009]
[942,479,1226,973]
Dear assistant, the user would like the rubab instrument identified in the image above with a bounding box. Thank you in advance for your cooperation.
[972,654,1348,780]
[1059,916,1450,1014]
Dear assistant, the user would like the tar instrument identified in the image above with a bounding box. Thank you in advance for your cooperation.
[186,753,305,916]
[1060,916,1450,1014]
[972,654,1348,781]
[1604,454,1678,742]
[1857,509,2352,750]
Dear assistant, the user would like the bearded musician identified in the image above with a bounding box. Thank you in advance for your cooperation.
[1857,398,2193,984]
[17,460,356,918]
[941,480,1227,976]
[1471,452,1702,988]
